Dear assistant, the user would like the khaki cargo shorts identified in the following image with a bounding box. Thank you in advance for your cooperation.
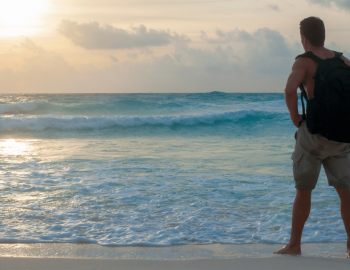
[292,121,350,190]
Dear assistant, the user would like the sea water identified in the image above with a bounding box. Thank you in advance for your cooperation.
[0,92,346,246]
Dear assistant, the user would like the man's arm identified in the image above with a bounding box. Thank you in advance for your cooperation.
[284,58,307,128]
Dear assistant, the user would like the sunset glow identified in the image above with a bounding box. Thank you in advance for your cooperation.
[0,0,349,93]
[0,0,48,36]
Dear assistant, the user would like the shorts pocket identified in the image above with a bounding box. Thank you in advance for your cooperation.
[291,149,303,180]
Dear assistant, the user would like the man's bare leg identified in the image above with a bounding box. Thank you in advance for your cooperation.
[335,188,350,258]
[274,189,312,255]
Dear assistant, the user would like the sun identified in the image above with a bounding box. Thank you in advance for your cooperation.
[0,0,48,36]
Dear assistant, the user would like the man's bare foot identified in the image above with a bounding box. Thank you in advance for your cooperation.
[347,239,350,258]
[273,243,301,255]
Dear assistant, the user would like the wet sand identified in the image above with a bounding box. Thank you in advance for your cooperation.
[0,243,349,270]
[0,256,349,270]
[0,243,348,259]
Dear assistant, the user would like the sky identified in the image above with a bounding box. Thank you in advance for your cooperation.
[0,0,349,93]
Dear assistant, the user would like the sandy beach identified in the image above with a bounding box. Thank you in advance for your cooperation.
[0,243,349,269]
[0,256,349,270]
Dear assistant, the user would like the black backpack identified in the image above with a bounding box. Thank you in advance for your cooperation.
[296,51,350,143]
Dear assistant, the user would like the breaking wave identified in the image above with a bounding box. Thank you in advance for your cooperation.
[0,110,287,131]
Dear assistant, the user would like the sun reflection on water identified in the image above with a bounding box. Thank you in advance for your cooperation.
[0,139,33,155]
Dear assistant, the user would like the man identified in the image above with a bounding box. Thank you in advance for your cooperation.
[274,17,350,257]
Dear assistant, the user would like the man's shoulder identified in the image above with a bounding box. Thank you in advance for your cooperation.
[292,57,314,71]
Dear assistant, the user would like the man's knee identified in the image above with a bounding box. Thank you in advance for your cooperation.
[295,188,312,200]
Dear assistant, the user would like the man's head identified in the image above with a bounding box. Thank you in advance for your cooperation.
[299,17,325,47]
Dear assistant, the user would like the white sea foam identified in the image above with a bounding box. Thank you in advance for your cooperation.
[0,93,344,247]
[0,94,289,116]
[0,110,284,131]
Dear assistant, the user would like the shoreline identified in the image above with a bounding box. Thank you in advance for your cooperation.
[0,242,348,259]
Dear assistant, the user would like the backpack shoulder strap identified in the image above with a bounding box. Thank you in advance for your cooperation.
[295,51,323,64]
[298,83,307,126]
[333,51,343,59]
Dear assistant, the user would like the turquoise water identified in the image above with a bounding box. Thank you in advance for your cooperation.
[0,93,346,246]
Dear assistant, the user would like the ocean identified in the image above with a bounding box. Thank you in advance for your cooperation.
[0,92,346,246]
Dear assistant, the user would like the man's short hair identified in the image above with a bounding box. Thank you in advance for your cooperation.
[299,17,325,47]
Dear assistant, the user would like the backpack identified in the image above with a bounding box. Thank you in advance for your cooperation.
[296,51,350,143]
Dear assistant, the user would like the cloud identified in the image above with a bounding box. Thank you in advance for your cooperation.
[58,20,189,49]
[0,29,297,94]
[4,32,348,94]
[108,55,118,63]
[267,4,280,11]
[308,0,350,10]
[20,39,46,53]
[200,28,299,75]
[200,29,235,44]
[0,39,78,93]
[140,48,153,56]
[127,52,138,59]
